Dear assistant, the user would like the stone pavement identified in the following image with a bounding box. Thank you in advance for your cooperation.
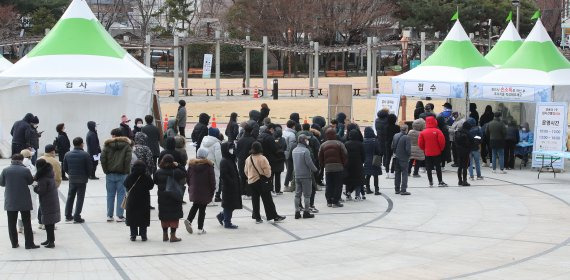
[1,156,570,279]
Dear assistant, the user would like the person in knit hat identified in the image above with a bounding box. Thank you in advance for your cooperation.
[184,147,215,235]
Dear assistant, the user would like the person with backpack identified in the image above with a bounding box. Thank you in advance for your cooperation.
[55,123,71,181]
[154,155,185,242]
[467,118,484,180]
[454,122,474,186]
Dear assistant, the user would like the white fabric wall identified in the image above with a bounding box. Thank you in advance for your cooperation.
[0,78,153,158]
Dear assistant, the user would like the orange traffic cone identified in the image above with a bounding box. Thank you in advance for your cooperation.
[211,114,217,128]
[163,114,168,131]
[253,88,259,98]
[304,116,308,124]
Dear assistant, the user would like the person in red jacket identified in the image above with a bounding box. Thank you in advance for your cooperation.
[418,116,448,187]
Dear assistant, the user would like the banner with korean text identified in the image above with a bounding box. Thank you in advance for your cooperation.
[469,83,552,102]
[392,79,466,98]
[202,54,213,78]
[532,102,568,169]
[29,80,123,96]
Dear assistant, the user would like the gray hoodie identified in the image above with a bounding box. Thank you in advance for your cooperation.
[392,132,411,161]
[292,135,317,179]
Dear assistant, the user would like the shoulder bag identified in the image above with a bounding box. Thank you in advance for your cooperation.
[164,170,184,202]
[121,176,141,209]
[250,156,273,192]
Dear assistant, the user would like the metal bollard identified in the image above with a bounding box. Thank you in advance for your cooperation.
[272,79,278,100]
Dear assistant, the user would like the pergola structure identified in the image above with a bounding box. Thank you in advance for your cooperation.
[0,34,489,100]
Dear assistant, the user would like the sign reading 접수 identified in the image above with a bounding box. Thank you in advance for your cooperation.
[29,80,123,96]
[532,102,568,169]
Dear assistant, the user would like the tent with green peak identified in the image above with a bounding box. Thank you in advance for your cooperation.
[485,21,523,66]
[0,0,154,157]
[470,19,570,103]
[392,20,494,99]
[0,56,12,73]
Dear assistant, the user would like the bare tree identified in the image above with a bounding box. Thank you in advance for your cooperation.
[130,0,160,38]
[0,5,18,40]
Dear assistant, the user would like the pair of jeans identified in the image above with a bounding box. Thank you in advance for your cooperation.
[425,156,443,185]
[408,159,423,175]
[250,180,278,220]
[187,203,207,229]
[7,211,34,247]
[295,178,312,212]
[65,183,86,220]
[221,208,234,227]
[394,159,408,192]
[492,148,505,170]
[325,171,344,204]
[469,150,482,177]
[273,172,282,193]
[130,226,147,237]
[45,224,55,243]
[106,173,127,218]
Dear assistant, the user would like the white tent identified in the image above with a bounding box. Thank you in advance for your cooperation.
[0,56,12,73]
[0,0,154,157]
[392,20,494,99]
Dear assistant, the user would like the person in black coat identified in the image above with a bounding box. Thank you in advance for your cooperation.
[289,112,300,124]
[55,123,71,180]
[141,115,161,166]
[216,142,242,229]
[344,130,365,200]
[133,118,144,135]
[153,155,185,242]
[10,113,35,155]
[469,103,479,126]
[120,115,133,140]
[247,110,261,139]
[30,116,41,164]
[436,116,452,168]
[86,121,101,180]
[479,105,494,166]
[272,128,286,193]
[454,122,474,186]
[191,113,210,150]
[258,123,279,171]
[363,127,382,195]
[225,112,239,143]
[258,103,270,126]
[63,137,92,223]
[414,101,425,120]
[236,124,256,196]
[124,160,154,241]
[385,114,400,176]
[158,137,185,168]
[33,159,60,248]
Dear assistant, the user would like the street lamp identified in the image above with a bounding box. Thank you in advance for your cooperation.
[512,0,520,31]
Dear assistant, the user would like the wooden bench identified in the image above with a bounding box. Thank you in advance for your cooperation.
[155,60,174,70]
[188,68,203,76]
[325,70,348,77]
[267,70,285,78]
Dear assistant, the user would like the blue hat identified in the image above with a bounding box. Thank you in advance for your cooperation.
[208,127,220,138]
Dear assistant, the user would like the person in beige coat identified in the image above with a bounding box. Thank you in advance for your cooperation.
[408,118,425,178]
[244,142,286,224]
[39,144,62,188]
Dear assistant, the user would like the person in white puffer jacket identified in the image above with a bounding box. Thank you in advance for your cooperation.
[20,149,38,232]
[200,128,223,203]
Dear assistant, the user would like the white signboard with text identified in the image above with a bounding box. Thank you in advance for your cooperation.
[470,83,551,102]
[374,94,400,129]
[392,79,466,98]
[202,54,213,78]
[532,102,568,169]
[29,80,123,96]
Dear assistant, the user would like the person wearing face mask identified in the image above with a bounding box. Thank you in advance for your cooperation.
[216,142,242,229]
[133,118,144,135]
[292,134,318,219]
[55,123,71,181]
[119,115,133,140]
[86,121,101,180]
[29,116,41,164]
[515,122,533,167]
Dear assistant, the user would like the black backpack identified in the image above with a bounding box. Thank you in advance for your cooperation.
[53,137,59,153]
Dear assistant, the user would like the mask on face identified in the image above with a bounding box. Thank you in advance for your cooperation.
[305,140,310,146]
[32,124,38,128]
[229,148,234,155]
[136,123,143,128]
[522,128,527,132]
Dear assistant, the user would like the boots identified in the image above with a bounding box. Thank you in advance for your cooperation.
[162,228,169,242]
[374,186,381,196]
[170,228,181,242]
[365,185,373,194]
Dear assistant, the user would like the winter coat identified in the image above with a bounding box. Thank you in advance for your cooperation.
[486,117,507,149]
[244,154,271,185]
[455,122,474,156]
[409,119,426,160]
[292,142,318,179]
[258,131,278,169]
[10,113,34,147]
[318,129,348,173]
[374,110,389,156]
[438,108,455,126]
[469,104,480,126]
[158,137,185,168]
[176,106,187,128]
[273,131,287,173]
[437,116,452,162]
[0,161,34,211]
[236,132,256,174]
[191,113,210,148]
[297,130,320,161]
[449,117,466,142]
[39,154,62,187]
[479,106,494,128]
[120,123,133,140]
[363,127,382,176]
[63,148,92,184]
[200,135,222,189]
[101,137,132,175]
[289,113,300,124]
[30,127,40,150]
[259,107,270,126]
[154,166,185,220]
[312,116,327,132]
[225,119,239,143]
[336,112,347,139]
[166,119,177,139]
[86,121,101,156]
[56,132,71,158]
[220,142,242,210]
[141,124,161,157]
[467,118,483,151]
[414,101,425,120]
[282,127,297,160]
[344,130,365,186]
[386,114,400,154]
[247,110,261,139]
[186,159,216,205]
[124,163,154,227]
[506,126,520,143]
[418,116,446,157]
[133,133,156,176]
[34,171,60,225]
[175,136,188,164]
[392,132,411,161]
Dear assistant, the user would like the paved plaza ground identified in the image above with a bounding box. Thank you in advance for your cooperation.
[1,150,570,279]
